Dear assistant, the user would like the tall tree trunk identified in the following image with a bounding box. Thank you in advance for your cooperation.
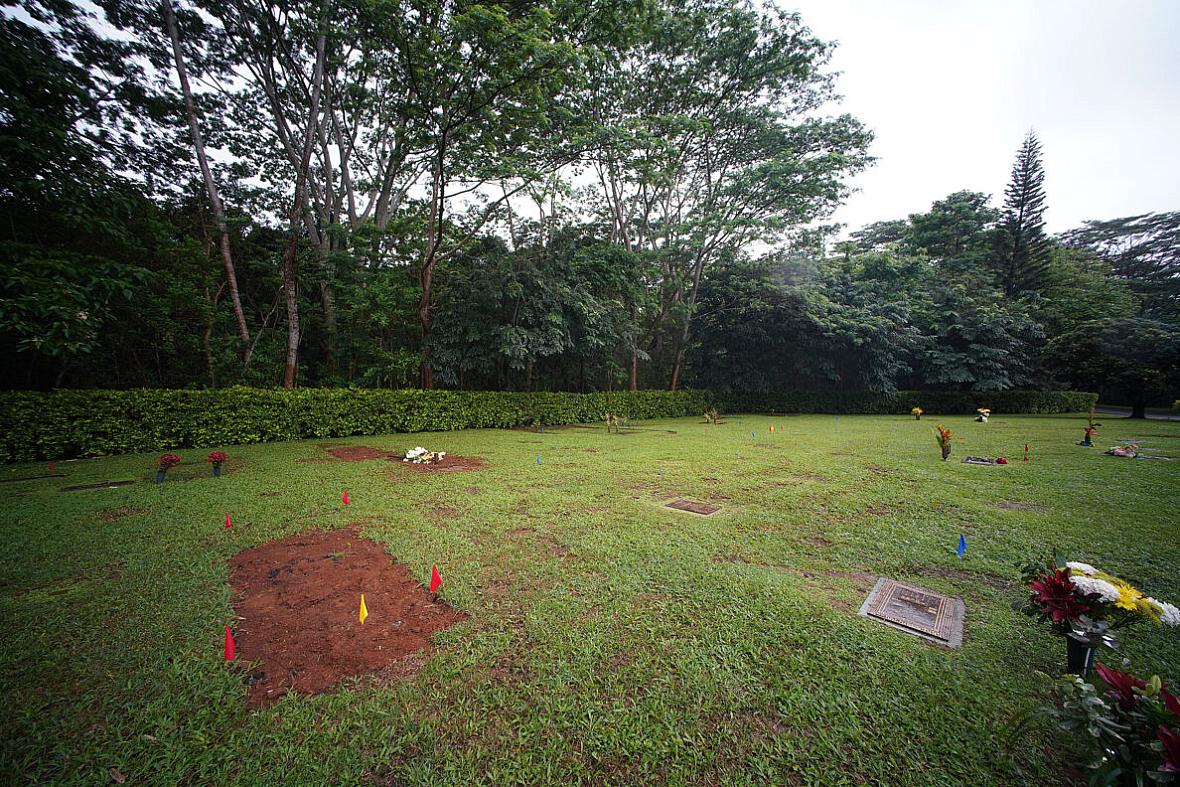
[162,0,252,366]
[669,251,709,391]
[320,280,337,374]
[419,139,446,389]
[281,14,328,389]
[1130,398,1147,419]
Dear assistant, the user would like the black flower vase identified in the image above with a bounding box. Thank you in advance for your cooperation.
[941,445,951,461]
[1066,637,1094,677]
[212,463,221,477]
[155,469,166,483]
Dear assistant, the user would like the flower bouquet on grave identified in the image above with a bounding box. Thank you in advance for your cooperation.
[208,451,228,477]
[1016,554,1179,676]
[157,453,181,483]
[1079,405,1099,446]
[403,447,445,464]
[911,406,923,421]
[1020,663,1180,785]
[1107,443,1140,458]
[934,424,953,461]
[975,408,991,423]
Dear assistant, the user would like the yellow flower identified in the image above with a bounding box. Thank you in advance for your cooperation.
[1111,581,1144,611]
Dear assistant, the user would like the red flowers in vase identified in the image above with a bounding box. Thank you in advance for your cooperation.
[1028,568,1091,625]
[156,453,181,483]
[208,451,228,477]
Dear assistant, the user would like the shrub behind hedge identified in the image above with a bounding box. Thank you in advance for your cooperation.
[0,387,1096,461]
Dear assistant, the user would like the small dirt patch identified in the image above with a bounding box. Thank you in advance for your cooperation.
[665,498,721,516]
[428,506,460,524]
[328,446,394,461]
[228,527,465,708]
[997,502,1044,511]
[506,527,535,538]
[97,505,149,522]
[800,535,832,549]
[866,464,897,475]
[392,455,488,473]
[61,480,136,492]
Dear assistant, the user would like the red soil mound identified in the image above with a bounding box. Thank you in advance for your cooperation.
[228,527,465,707]
[391,455,488,472]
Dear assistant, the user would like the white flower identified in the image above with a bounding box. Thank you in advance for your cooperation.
[1069,575,1121,603]
[1148,598,1180,626]
[1066,561,1099,576]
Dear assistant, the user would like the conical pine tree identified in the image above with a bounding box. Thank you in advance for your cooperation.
[993,131,1051,295]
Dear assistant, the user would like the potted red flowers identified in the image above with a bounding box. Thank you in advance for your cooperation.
[157,454,181,483]
[1025,663,1180,784]
[208,451,228,477]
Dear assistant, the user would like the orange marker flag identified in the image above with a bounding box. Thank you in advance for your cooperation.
[359,593,368,624]
[342,489,350,505]
[429,565,442,593]
[224,625,236,661]
[225,513,232,529]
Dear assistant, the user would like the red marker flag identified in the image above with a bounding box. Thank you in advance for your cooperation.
[429,565,442,593]
[224,625,236,661]
[225,513,232,529]
[48,462,55,474]
[342,489,350,505]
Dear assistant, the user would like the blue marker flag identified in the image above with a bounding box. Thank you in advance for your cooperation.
[751,431,756,438]
[957,534,967,558]
[536,455,541,465]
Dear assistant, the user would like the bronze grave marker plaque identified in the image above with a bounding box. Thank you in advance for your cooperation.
[664,498,721,516]
[857,578,965,648]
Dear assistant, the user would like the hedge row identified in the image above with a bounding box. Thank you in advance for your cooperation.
[0,387,1096,461]
[0,388,710,461]
[726,389,1099,416]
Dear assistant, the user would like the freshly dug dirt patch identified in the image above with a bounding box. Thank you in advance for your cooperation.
[391,455,488,472]
[228,527,465,707]
[328,446,394,461]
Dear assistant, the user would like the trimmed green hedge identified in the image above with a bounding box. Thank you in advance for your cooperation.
[0,387,1096,461]
[725,390,1099,416]
[0,388,710,461]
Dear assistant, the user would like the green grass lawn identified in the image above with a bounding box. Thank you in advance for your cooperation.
[2,413,1179,785]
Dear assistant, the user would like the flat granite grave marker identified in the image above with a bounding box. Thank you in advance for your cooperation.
[664,498,721,516]
[858,578,965,648]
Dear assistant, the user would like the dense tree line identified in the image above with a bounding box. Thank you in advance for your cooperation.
[1,0,1177,413]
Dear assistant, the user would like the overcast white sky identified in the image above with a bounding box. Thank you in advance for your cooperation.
[787,0,1180,235]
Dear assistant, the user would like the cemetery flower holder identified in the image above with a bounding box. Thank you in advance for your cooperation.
[208,451,228,477]
[1016,554,1180,675]
[157,453,181,483]
[975,407,990,423]
[911,406,923,421]
[1024,665,1180,784]
[934,424,952,461]
[1079,425,1097,446]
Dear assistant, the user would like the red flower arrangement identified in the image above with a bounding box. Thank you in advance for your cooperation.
[996,456,1009,464]
[1161,725,1180,773]
[1028,568,1090,624]
[1033,662,1180,782]
[1095,662,1148,710]
[207,451,228,465]
[158,454,181,470]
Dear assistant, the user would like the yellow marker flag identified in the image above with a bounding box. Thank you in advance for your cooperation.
[359,593,368,625]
